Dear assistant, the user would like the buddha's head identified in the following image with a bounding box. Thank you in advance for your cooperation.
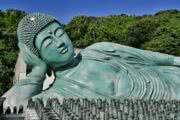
[17,13,75,68]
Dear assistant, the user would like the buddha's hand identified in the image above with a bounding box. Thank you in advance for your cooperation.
[18,43,47,75]
[2,44,47,109]
[2,85,29,110]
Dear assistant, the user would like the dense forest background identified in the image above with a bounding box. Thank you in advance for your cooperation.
[0,9,180,96]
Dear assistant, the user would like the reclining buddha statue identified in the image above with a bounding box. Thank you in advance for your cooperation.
[3,13,180,108]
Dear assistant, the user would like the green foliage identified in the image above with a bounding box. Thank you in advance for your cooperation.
[0,65,14,96]
[66,14,136,47]
[142,10,180,55]
[143,21,180,55]
[0,9,26,96]
[66,9,180,57]
[125,16,160,48]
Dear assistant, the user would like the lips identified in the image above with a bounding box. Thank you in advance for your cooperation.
[59,47,68,54]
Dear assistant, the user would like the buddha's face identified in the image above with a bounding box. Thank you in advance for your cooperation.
[35,22,74,68]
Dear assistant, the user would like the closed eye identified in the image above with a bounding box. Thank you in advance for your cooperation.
[40,37,52,50]
[44,38,52,48]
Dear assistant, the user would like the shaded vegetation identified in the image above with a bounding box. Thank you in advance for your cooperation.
[0,9,180,95]
[0,9,26,95]
[65,9,180,55]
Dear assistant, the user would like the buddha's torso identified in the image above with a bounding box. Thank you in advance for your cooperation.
[45,42,179,100]
[52,54,132,98]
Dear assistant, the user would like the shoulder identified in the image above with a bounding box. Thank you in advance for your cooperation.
[79,42,122,60]
[85,42,118,52]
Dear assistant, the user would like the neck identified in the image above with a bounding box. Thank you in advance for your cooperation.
[53,57,80,72]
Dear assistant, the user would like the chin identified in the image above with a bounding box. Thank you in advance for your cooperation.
[48,49,75,69]
[54,55,74,69]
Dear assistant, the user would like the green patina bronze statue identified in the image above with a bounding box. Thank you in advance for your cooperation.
[3,13,180,108]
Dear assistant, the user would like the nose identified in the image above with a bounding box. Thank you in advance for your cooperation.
[54,37,65,48]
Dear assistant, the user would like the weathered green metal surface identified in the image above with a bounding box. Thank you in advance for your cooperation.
[3,13,180,108]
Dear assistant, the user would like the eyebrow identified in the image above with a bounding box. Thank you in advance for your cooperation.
[54,27,63,36]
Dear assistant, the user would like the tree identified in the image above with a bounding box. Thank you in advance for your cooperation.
[0,9,26,96]
[125,17,160,48]
[143,25,180,56]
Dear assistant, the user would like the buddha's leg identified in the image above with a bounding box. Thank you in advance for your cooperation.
[173,57,180,66]
[155,66,180,99]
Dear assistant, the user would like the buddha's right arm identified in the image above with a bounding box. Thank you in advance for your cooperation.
[2,65,46,107]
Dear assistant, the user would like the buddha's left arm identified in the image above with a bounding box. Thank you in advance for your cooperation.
[88,42,177,66]
[112,43,177,66]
